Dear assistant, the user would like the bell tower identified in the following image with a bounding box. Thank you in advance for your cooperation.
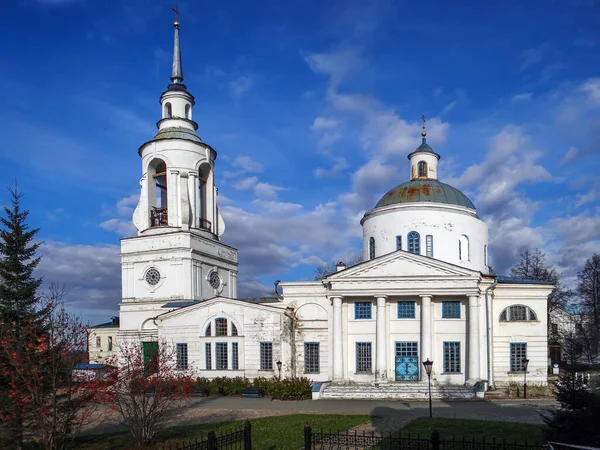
[119,15,239,337]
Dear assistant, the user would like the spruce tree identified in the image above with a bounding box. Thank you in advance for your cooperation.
[0,186,45,449]
[0,186,44,326]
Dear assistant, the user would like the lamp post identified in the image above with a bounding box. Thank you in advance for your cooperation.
[422,358,434,418]
[276,360,282,379]
[522,358,529,399]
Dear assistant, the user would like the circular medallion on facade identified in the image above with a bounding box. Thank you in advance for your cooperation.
[145,268,161,285]
[208,271,221,289]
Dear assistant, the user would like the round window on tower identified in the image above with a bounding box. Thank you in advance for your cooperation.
[208,271,221,289]
[145,268,161,286]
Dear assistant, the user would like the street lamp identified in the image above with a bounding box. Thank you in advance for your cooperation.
[422,358,434,418]
[522,358,529,399]
[276,360,282,379]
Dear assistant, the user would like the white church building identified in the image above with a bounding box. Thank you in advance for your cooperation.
[116,18,553,398]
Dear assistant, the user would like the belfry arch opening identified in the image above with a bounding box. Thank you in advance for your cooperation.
[149,158,168,226]
[198,163,212,232]
[164,102,172,119]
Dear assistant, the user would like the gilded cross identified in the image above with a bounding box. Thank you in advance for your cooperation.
[172,5,179,23]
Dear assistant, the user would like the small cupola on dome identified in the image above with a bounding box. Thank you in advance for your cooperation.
[408,115,440,181]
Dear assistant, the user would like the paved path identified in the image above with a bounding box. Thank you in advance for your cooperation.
[83,397,557,436]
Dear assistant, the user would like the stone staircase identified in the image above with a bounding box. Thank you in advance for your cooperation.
[321,381,479,399]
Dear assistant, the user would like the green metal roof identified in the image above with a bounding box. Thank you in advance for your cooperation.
[375,180,475,209]
[154,127,202,144]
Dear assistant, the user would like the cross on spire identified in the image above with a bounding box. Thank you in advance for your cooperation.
[421,114,427,142]
[172,5,179,27]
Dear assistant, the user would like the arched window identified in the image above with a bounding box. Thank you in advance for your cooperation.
[408,231,420,254]
[459,235,470,261]
[164,102,172,118]
[500,305,538,322]
[198,163,212,231]
[149,159,168,227]
[185,104,191,119]
[205,323,212,336]
[369,237,375,260]
[232,323,238,336]
[418,161,427,177]
[215,318,227,336]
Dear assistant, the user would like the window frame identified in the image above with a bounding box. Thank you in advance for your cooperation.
[418,160,427,177]
[499,305,538,322]
[354,302,372,320]
[510,342,527,372]
[215,318,228,336]
[176,343,188,370]
[205,342,212,370]
[369,237,375,260]
[356,342,372,374]
[96,336,101,348]
[216,342,228,370]
[397,301,416,319]
[426,235,433,257]
[232,342,239,370]
[260,342,273,371]
[443,341,461,374]
[408,231,420,254]
[108,336,113,351]
[396,235,402,251]
[304,342,320,374]
[442,301,461,319]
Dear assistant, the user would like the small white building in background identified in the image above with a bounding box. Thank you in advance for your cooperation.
[117,18,553,398]
[88,316,119,364]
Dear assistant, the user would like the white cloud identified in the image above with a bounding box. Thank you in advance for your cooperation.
[512,93,533,102]
[229,76,254,97]
[575,189,597,208]
[304,50,362,86]
[314,157,349,178]
[442,101,457,114]
[99,218,137,237]
[234,176,285,199]
[231,155,263,173]
[561,146,581,164]
[312,117,342,131]
[581,78,600,105]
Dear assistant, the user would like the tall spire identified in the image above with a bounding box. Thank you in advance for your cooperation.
[171,6,183,85]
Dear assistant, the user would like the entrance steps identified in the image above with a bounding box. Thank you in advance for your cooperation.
[321,381,478,400]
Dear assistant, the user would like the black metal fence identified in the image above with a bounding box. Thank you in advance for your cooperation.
[303,425,546,450]
[160,420,251,450]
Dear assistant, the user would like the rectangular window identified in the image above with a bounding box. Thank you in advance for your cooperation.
[232,342,239,370]
[176,343,188,370]
[354,302,372,319]
[96,336,101,348]
[395,341,418,357]
[356,342,372,373]
[426,235,433,257]
[216,342,228,370]
[108,336,113,351]
[510,343,527,372]
[215,318,228,336]
[551,323,558,334]
[443,342,461,373]
[484,245,488,266]
[260,342,273,370]
[304,342,320,374]
[397,301,416,319]
[442,301,461,319]
[205,342,212,370]
[396,235,402,251]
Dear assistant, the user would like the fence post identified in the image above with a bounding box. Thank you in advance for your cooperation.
[207,430,217,450]
[304,424,312,450]
[431,430,440,450]
[244,420,252,450]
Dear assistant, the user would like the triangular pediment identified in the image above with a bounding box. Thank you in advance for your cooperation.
[157,296,285,321]
[328,250,479,280]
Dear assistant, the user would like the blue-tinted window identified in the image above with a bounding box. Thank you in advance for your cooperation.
[369,237,375,260]
[397,301,416,319]
[442,301,461,319]
[510,343,527,371]
[443,341,461,373]
[408,231,420,254]
[354,302,372,319]
[396,236,402,251]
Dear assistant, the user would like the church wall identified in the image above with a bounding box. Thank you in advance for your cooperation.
[362,204,489,273]
[491,285,550,386]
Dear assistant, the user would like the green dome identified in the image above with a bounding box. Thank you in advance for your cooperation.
[154,127,202,144]
[375,180,475,209]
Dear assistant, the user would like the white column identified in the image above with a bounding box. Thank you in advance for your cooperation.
[420,295,432,380]
[376,296,387,381]
[468,295,480,383]
[332,296,344,380]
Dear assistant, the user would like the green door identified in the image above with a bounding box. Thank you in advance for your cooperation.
[142,341,159,376]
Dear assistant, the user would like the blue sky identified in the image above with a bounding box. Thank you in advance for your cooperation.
[1,0,599,324]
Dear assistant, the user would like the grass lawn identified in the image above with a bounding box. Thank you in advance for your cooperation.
[73,414,370,450]
[399,418,547,444]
